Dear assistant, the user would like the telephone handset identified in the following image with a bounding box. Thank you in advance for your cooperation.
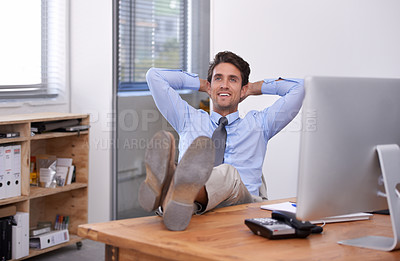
[244,210,323,239]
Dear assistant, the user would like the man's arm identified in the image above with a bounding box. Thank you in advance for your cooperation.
[146,68,200,132]
[260,78,305,140]
[240,81,263,102]
[198,78,209,93]
[241,78,286,102]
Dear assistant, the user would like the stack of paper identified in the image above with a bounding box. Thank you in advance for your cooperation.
[261,202,373,224]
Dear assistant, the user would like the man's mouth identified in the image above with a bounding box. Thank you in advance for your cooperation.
[218,93,231,97]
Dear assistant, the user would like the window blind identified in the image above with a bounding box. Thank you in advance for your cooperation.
[118,0,187,91]
[0,0,68,100]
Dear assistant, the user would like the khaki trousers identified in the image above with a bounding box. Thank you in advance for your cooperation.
[203,164,267,213]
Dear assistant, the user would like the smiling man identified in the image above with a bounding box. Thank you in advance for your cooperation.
[139,51,305,231]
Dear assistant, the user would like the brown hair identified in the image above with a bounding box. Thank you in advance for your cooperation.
[207,51,250,87]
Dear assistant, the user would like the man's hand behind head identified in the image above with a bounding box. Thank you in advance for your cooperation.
[239,81,263,103]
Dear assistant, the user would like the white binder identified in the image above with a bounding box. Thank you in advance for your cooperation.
[3,145,13,198]
[12,212,29,259]
[11,145,21,197]
[0,146,5,199]
[30,229,70,249]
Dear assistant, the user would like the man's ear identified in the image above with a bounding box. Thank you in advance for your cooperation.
[240,83,249,100]
[207,81,211,96]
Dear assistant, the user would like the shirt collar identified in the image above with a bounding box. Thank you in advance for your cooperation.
[210,110,240,126]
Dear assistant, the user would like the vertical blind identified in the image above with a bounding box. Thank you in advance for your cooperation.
[0,0,68,100]
[118,0,187,91]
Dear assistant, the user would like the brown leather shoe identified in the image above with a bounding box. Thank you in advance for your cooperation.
[138,131,176,212]
[162,136,215,231]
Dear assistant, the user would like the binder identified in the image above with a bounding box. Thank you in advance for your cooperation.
[12,212,29,259]
[0,216,13,261]
[0,146,5,199]
[29,226,51,237]
[30,229,70,249]
[3,146,13,199]
[11,145,21,198]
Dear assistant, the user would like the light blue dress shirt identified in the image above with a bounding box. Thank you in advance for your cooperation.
[146,68,305,195]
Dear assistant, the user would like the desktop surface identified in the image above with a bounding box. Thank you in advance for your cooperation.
[78,198,399,261]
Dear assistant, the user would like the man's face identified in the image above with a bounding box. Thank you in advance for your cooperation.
[207,63,248,116]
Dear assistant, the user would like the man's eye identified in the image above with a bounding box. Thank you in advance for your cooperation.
[215,77,221,81]
[230,78,237,82]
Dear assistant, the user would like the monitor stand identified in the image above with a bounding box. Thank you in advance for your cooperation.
[338,144,400,251]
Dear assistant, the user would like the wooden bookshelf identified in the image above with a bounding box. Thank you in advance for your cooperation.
[0,112,89,260]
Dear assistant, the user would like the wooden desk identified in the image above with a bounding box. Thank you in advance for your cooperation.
[78,199,400,260]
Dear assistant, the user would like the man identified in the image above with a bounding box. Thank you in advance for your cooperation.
[139,51,305,231]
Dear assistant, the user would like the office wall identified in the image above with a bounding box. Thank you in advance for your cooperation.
[0,102,68,116]
[70,0,113,223]
[211,0,400,199]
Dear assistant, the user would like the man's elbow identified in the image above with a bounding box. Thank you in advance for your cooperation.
[288,78,305,101]
[146,67,159,82]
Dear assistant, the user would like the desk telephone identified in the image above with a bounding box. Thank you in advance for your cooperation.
[245,210,323,239]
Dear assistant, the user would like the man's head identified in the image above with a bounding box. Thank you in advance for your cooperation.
[207,51,250,87]
[207,51,251,116]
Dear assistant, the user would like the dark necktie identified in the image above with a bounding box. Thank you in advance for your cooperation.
[211,117,228,166]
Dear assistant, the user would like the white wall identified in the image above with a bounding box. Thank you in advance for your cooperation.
[0,101,68,116]
[70,0,113,222]
[211,0,400,199]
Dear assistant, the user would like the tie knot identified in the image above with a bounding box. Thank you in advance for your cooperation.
[219,117,228,126]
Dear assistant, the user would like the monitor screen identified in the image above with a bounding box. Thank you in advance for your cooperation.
[296,76,400,222]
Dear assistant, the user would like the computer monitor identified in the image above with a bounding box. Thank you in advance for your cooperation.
[296,76,400,251]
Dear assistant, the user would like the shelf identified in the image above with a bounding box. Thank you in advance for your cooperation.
[18,234,84,260]
[0,112,88,125]
[0,195,29,206]
[30,130,89,140]
[29,183,88,199]
[1,113,89,260]
[0,137,28,144]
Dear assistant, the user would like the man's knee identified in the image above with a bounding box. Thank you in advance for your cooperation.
[208,164,241,186]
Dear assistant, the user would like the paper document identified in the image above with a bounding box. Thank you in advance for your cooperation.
[261,202,297,213]
[261,202,373,224]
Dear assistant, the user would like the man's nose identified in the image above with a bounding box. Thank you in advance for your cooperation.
[220,78,229,88]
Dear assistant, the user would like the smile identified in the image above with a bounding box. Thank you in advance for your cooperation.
[218,93,231,97]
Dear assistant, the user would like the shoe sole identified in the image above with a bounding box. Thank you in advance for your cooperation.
[138,131,175,212]
[163,136,215,231]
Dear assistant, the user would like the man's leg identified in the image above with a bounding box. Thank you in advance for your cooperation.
[197,164,255,213]
[162,136,215,231]
[195,186,208,206]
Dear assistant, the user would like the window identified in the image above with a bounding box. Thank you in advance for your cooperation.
[118,0,210,91]
[0,0,68,100]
